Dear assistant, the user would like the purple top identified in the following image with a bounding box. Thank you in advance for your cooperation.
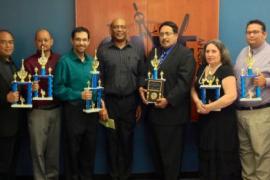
[234,41,270,107]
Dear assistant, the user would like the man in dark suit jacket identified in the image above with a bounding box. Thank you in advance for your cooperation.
[139,21,195,180]
[0,29,23,180]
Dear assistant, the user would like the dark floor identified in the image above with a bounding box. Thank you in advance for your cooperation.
[16,172,199,180]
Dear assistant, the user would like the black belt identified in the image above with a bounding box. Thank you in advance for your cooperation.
[237,103,270,110]
[36,104,61,110]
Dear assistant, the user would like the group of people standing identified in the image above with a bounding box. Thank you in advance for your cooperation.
[0,17,270,180]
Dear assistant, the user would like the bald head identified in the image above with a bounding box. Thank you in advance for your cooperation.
[110,18,126,29]
[34,28,54,53]
[110,18,128,43]
[35,28,52,40]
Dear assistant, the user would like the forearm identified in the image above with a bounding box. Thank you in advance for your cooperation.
[207,93,237,110]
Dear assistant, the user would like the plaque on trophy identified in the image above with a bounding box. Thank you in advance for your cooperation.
[146,49,165,104]
[239,46,261,102]
[32,47,54,101]
[83,50,104,113]
[11,59,33,108]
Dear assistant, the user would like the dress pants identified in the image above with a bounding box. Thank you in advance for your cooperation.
[0,135,19,180]
[63,103,98,180]
[237,107,270,180]
[105,94,137,180]
[28,107,61,180]
[148,123,185,180]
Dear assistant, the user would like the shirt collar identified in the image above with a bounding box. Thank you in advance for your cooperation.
[69,49,91,62]
[34,50,54,59]
[160,43,176,57]
[252,41,267,55]
[108,40,133,49]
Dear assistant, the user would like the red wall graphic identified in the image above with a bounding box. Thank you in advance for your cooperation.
[76,0,219,120]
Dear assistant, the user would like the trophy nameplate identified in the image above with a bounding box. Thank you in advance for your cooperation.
[146,79,164,103]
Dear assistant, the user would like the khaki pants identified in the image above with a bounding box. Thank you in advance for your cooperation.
[237,107,270,180]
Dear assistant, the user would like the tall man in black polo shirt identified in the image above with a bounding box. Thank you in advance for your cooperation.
[98,18,145,180]
[0,29,23,180]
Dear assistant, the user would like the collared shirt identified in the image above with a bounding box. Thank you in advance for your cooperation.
[24,51,60,108]
[53,50,93,102]
[234,41,270,107]
[159,45,175,66]
[97,40,145,96]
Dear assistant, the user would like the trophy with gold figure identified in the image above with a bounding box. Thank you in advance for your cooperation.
[199,70,221,104]
[11,59,33,108]
[32,46,53,100]
[146,48,165,104]
[240,46,261,101]
[83,50,104,113]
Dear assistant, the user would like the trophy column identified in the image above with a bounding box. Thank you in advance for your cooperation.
[83,50,104,113]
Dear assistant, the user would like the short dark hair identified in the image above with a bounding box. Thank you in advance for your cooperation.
[159,21,178,33]
[0,29,14,39]
[246,19,266,32]
[71,26,90,39]
[200,39,232,66]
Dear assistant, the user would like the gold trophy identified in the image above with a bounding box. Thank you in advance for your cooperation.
[11,59,33,108]
[199,67,221,106]
[33,46,54,100]
[83,49,104,113]
[146,48,165,103]
[240,46,261,101]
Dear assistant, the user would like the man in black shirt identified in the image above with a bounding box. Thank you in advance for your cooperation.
[98,18,145,180]
[0,29,23,180]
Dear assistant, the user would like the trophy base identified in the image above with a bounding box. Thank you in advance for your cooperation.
[83,108,102,113]
[11,104,33,108]
[200,85,221,89]
[33,97,53,101]
[146,101,156,105]
[240,97,262,102]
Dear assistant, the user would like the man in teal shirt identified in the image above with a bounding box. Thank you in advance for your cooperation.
[54,26,98,180]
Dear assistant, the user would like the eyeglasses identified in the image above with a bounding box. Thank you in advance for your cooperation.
[0,40,14,46]
[246,30,263,35]
[159,32,175,37]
